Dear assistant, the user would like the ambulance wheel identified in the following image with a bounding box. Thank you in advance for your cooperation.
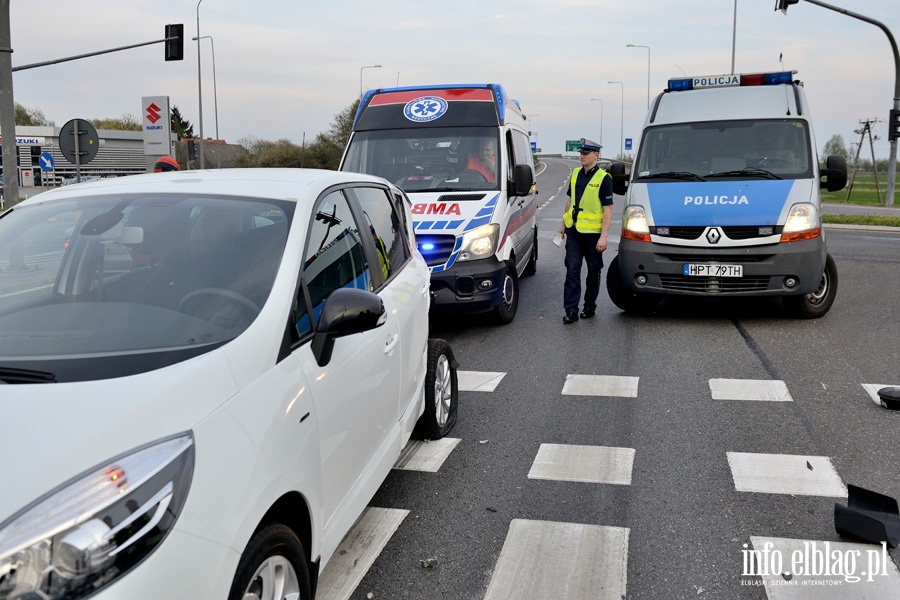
[522,227,538,277]
[784,254,838,319]
[606,256,659,314]
[412,339,458,440]
[492,262,519,324]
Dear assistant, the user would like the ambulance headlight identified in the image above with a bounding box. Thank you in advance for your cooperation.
[458,224,499,261]
[781,203,821,242]
[622,206,651,242]
[0,435,194,600]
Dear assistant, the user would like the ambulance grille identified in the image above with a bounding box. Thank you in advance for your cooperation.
[659,275,770,293]
[416,234,457,267]
[437,194,486,202]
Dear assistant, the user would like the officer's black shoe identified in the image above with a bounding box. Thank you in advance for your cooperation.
[563,310,579,324]
[580,308,596,319]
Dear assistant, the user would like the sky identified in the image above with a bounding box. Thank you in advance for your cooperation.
[6,0,900,160]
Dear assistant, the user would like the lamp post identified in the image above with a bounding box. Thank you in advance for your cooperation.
[627,44,651,109]
[590,99,603,154]
[608,81,624,158]
[193,35,219,168]
[360,64,381,97]
[196,0,205,169]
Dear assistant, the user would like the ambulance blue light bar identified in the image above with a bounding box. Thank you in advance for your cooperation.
[667,71,795,92]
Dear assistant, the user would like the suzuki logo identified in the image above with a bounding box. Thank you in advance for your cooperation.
[146,103,162,124]
[706,228,722,244]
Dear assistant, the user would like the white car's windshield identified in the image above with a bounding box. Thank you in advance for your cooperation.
[0,194,292,382]
[634,119,812,181]
[343,127,500,193]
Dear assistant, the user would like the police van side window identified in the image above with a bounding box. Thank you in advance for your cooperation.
[295,190,373,337]
[351,186,410,283]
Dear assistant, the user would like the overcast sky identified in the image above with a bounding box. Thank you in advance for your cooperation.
[7,0,899,159]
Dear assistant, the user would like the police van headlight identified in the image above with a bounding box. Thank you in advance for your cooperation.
[0,434,194,600]
[458,224,500,261]
[622,206,651,242]
[781,203,821,242]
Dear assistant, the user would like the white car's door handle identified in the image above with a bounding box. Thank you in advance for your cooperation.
[419,279,429,296]
[384,333,399,355]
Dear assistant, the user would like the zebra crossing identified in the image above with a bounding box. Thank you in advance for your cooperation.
[318,374,900,600]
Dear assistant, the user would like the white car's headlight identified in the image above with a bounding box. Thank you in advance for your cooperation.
[0,434,194,599]
[781,203,821,242]
[457,224,499,262]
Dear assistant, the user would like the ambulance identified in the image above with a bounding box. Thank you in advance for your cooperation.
[606,70,847,318]
[340,84,537,324]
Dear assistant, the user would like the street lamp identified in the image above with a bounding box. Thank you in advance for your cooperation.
[193,35,219,168]
[196,0,205,169]
[360,64,381,97]
[627,44,651,109]
[608,81,624,158]
[590,99,603,154]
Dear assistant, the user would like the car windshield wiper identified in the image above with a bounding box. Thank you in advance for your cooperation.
[0,366,57,384]
[635,171,706,182]
[706,168,782,180]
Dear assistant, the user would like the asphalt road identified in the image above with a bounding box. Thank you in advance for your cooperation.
[336,157,900,600]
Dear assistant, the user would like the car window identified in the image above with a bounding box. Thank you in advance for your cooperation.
[352,186,410,283]
[295,189,373,337]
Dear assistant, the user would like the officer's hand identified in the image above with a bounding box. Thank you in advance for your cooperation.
[596,235,608,252]
[559,224,566,236]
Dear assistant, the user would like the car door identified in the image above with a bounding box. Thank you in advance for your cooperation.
[291,187,401,537]
[348,185,429,421]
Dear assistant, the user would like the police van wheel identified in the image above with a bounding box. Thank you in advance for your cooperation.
[492,263,519,324]
[412,339,459,440]
[784,254,838,319]
[522,228,538,277]
[606,255,659,314]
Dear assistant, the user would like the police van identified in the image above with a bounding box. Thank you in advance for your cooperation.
[340,84,537,324]
[606,70,847,318]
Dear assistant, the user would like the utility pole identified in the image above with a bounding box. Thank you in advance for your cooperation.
[1,0,19,206]
[845,119,882,204]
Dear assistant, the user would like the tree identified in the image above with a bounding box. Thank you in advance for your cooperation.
[327,99,359,151]
[822,134,848,159]
[91,114,141,131]
[14,103,53,126]
[171,105,193,139]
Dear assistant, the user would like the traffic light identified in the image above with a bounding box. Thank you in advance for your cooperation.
[890,109,900,142]
[775,0,800,13]
[165,24,184,61]
[188,140,197,161]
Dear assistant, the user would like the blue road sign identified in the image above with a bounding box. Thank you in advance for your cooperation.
[530,141,537,153]
[39,152,55,172]
[625,138,633,151]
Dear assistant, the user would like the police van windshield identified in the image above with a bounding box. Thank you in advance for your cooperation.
[343,127,500,193]
[634,119,812,181]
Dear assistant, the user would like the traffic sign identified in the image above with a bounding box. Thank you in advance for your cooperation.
[530,141,537,154]
[625,138,633,151]
[565,140,581,152]
[39,152,55,172]
[59,118,99,165]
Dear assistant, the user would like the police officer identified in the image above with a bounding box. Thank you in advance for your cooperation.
[558,138,613,323]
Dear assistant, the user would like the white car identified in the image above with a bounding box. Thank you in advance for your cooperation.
[0,168,458,600]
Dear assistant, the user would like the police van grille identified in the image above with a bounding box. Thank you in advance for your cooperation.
[416,234,456,267]
[437,194,486,202]
[652,226,782,240]
[652,226,703,240]
[659,275,770,293]
[660,254,775,263]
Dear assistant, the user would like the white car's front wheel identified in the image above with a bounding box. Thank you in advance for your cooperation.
[229,524,311,600]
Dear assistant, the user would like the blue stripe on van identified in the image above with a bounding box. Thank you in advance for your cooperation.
[647,180,795,226]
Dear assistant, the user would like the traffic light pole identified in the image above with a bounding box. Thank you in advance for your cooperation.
[789,0,899,205]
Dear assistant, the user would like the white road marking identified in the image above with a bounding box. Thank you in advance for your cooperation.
[393,438,461,472]
[562,374,639,397]
[484,520,629,600]
[317,507,409,600]
[528,443,635,485]
[457,370,506,392]
[727,452,847,497]
[861,383,899,407]
[749,536,900,598]
[710,378,793,401]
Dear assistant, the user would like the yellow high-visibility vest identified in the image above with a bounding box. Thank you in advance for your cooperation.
[563,167,608,233]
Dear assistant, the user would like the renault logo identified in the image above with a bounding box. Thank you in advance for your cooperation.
[706,227,722,244]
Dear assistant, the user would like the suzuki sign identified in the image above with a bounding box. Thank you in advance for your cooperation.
[142,95,173,156]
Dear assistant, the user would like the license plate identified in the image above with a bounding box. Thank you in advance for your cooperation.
[683,263,743,277]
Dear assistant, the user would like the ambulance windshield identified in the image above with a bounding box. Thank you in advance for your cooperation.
[343,127,500,193]
[634,119,812,181]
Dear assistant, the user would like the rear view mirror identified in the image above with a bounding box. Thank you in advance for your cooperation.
[820,155,847,192]
[311,288,386,366]
[609,162,629,196]
[511,164,535,197]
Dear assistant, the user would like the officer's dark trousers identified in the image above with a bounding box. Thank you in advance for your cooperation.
[564,227,604,312]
